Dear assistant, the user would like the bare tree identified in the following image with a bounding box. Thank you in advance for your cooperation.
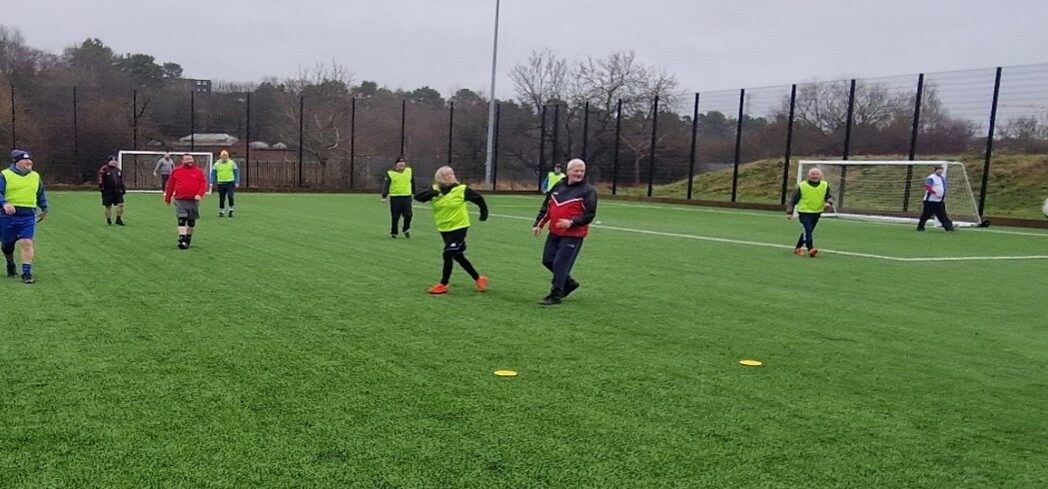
[509,49,568,114]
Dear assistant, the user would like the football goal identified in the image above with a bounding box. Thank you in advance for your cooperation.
[797,160,984,227]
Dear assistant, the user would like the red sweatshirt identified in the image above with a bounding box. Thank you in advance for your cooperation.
[534,180,599,238]
[164,164,208,203]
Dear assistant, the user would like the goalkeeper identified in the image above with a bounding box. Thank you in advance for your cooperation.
[786,167,833,257]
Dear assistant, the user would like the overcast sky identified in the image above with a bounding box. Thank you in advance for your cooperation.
[7,0,1048,98]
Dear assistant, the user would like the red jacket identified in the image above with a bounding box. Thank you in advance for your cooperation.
[164,164,208,203]
[534,180,598,238]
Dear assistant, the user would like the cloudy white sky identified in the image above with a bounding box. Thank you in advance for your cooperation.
[7,0,1048,97]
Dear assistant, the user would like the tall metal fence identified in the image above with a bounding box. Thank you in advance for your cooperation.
[3,63,1047,219]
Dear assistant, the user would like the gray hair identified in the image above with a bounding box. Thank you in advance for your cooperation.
[566,158,586,171]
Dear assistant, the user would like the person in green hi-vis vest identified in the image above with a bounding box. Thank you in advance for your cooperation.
[786,167,834,257]
[0,150,49,284]
[541,162,564,193]
[413,166,489,295]
[210,150,240,217]
[381,157,415,238]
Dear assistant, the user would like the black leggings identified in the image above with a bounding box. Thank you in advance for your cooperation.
[389,196,413,235]
[217,183,235,209]
[440,228,479,285]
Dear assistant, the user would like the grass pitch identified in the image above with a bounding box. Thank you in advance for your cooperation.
[2,192,1046,488]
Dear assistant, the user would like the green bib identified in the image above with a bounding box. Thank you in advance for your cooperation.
[214,159,238,183]
[387,168,413,196]
[798,180,829,213]
[431,184,469,232]
[546,171,564,192]
[2,168,40,207]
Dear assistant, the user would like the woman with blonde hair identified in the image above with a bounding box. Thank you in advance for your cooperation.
[413,166,489,294]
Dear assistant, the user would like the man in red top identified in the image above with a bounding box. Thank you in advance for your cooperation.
[532,158,598,305]
[164,154,208,249]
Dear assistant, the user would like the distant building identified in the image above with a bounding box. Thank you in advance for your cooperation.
[174,133,239,147]
[175,78,212,93]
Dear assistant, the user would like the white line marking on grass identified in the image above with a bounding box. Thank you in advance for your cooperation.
[487,213,1048,262]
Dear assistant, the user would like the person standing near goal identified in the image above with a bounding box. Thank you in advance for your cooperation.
[153,152,175,190]
[787,167,833,257]
[916,164,955,232]
[381,157,414,238]
[98,155,126,226]
[413,166,489,295]
[0,150,48,284]
[164,154,208,249]
[533,158,597,305]
[211,150,240,217]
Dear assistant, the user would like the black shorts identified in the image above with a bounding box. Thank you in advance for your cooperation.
[101,191,125,206]
[440,228,468,253]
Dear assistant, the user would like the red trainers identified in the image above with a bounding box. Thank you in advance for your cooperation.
[475,276,489,292]
[809,248,819,258]
[427,283,449,294]
[794,247,804,256]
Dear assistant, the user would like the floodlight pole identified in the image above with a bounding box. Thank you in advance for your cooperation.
[483,0,501,187]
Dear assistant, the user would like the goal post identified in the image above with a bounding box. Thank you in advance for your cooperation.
[797,160,984,227]
[117,150,214,193]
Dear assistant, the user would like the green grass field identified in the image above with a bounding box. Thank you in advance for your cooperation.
[2,192,1047,488]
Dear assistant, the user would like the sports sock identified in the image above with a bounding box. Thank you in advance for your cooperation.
[22,264,31,275]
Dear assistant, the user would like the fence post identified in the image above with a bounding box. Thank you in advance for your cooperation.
[538,105,547,190]
[400,99,406,158]
[731,88,745,202]
[687,92,699,200]
[245,92,251,188]
[979,67,1003,217]
[190,91,195,151]
[552,103,560,166]
[132,89,138,150]
[9,84,15,150]
[780,84,797,205]
[447,101,454,165]
[647,95,659,197]
[298,94,304,187]
[73,86,79,181]
[349,97,356,189]
[903,74,925,212]
[492,102,501,190]
[581,101,590,161]
[839,79,857,209]
[612,99,622,195]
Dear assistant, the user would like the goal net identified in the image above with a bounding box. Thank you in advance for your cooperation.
[117,150,214,193]
[797,160,983,227]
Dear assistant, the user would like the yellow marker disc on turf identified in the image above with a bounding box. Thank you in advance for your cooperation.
[738,359,763,367]
[493,370,519,377]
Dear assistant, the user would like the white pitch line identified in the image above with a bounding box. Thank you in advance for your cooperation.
[486,213,1048,263]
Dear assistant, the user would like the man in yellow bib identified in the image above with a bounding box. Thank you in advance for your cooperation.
[786,167,833,257]
[210,150,239,217]
[381,157,415,238]
[0,150,49,284]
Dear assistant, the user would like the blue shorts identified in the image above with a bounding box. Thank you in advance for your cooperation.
[0,215,36,243]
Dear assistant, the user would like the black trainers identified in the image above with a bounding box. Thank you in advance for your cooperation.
[539,294,563,306]
[177,237,188,249]
[107,218,112,225]
[404,230,410,239]
[563,280,580,297]
[21,273,34,284]
[228,210,234,218]
[390,234,397,239]
[6,265,16,278]
[116,217,125,226]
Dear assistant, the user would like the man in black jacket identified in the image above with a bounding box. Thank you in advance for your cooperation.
[98,155,126,226]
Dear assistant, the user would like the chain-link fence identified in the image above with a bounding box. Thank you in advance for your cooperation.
[4,63,1048,219]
